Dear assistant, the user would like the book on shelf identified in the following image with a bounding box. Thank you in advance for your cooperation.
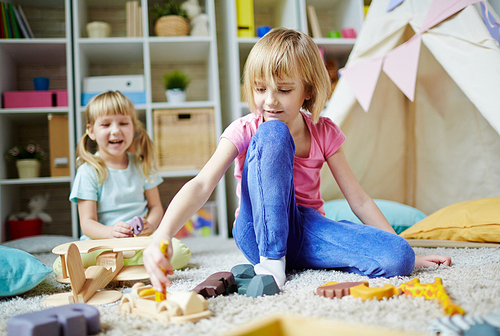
[0,2,33,38]
[126,1,132,37]
[307,5,322,38]
[13,5,31,38]
[126,1,141,37]
[0,3,4,38]
[137,5,142,37]
[1,2,12,38]
[7,3,21,38]
[16,4,34,38]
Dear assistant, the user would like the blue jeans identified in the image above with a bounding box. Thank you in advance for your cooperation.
[232,120,415,278]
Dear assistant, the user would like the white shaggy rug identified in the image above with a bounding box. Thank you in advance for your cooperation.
[1,236,500,335]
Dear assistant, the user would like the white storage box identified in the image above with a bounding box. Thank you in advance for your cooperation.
[83,75,144,92]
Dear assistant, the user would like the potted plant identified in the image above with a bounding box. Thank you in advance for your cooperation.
[5,142,45,179]
[152,1,189,37]
[163,69,191,103]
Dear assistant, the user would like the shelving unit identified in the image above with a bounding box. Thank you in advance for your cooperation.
[72,0,228,238]
[0,0,76,242]
[216,0,365,227]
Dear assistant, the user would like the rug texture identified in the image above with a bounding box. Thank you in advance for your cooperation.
[1,236,499,335]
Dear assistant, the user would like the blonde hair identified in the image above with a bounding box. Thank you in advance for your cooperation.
[243,28,330,123]
[76,91,156,185]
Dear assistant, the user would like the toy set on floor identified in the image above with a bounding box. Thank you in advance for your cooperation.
[317,277,464,316]
[5,234,500,335]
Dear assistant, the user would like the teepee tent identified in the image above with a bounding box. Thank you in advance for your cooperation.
[321,0,500,215]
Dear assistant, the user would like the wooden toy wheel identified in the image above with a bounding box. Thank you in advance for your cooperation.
[120,301,134,314]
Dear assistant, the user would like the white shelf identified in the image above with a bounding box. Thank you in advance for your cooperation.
[0,0,77,242]
[0,107,69,114]
[0,176,72,185]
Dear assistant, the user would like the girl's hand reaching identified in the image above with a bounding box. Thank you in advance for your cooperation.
[415,255,452,269]
[143,237,174,293]
[110,221,134,238]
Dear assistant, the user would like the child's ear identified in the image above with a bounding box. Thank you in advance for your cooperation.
[86,125,95,141]
[304,85,312,100]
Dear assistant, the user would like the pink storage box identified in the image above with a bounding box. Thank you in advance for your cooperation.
[3,90,68,108]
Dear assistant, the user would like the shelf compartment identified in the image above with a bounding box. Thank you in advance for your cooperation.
[302,0,364,38]
[77,0,131,38]
[147,0,209,37]
[9,0,67,39]
[78,40,144,63]
[153,108,216,171]
[0,41,67,64]
[149,39,210,63]
[1,182,73,240]
[252,0,300,34]
[149,40,210,103]
[0,113,54,180]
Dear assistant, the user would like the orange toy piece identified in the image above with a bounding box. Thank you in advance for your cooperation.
[350,282,401,301]
[400,278,465,316]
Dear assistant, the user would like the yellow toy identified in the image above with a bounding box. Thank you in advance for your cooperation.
[350,283,401,301]
[400,278,465,316]
[316,277,465,316]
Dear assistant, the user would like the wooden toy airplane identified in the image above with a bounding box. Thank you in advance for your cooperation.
[44,237,152,307]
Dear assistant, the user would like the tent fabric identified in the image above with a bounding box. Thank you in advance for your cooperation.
[320,0,500,215]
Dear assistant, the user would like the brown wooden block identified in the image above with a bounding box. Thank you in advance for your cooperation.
[317,281,367,299]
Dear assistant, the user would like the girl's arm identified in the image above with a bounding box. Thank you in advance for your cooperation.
[326,146,395,233]
[327,146,452,268]
[77,200,133,239]
[139,187,163,235]
[143,138,239,291]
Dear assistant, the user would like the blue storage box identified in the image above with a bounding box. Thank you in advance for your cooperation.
[81,91,146,106]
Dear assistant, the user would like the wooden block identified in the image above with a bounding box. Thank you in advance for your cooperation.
[317,281,366,299]
[168,291,208,315]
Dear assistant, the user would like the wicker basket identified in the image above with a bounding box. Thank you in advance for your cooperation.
[154,108,216,171]
[154,15,189,36]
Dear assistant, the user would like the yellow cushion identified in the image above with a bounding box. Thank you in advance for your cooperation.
[399,197,500,243]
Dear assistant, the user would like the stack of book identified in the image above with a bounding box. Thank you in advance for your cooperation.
[126,1,142,37]
[0,2,34,38]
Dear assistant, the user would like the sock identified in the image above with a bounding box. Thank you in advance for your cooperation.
[254,256,286,287]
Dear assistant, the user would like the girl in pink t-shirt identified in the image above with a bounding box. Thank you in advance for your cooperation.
[144,28,451,292]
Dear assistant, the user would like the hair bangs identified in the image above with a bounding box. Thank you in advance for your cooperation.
[86,91,135,125]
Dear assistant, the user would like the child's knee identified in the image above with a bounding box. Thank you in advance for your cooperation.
[255,120,292,147]
[379,237,415,277]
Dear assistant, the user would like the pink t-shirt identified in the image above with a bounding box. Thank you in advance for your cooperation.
[221,110,345,217]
